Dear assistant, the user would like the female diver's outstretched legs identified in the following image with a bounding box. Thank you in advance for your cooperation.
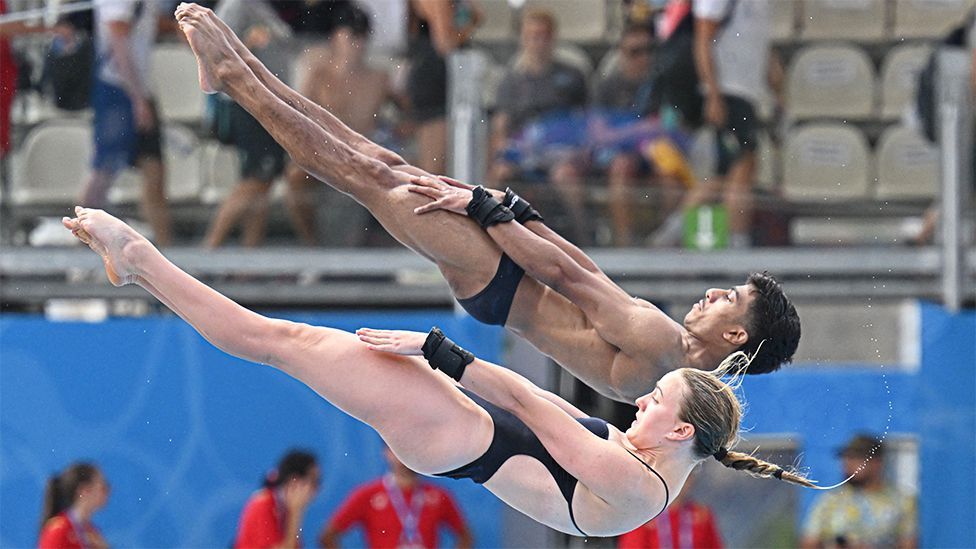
[62,207,492,474]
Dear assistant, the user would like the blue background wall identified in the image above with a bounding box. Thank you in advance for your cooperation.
[0,312,503,548]
[1,303,973,547]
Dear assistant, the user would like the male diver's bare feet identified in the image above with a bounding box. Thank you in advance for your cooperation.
[174,3,244,94]
[62,207,148,287]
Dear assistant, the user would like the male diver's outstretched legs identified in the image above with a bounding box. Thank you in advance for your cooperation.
[61,207,492,474]
[175,4,498,298]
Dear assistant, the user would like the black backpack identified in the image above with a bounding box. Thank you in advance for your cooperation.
[42,31,94,111]
[639,0,737,129]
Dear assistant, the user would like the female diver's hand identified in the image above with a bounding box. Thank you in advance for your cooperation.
[356,328,426,356]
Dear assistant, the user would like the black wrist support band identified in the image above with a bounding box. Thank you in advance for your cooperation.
[466,186,515,228]
[422,327,475,382]
[503,187,543,223]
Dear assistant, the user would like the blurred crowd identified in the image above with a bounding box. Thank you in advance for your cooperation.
[2,0,973,249]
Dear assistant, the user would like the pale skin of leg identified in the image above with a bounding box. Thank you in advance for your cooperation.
[723,152,756,239]
[62,207,493,475]
[283,164,319,247]
[175,4,631,400]
[137,156,172,247]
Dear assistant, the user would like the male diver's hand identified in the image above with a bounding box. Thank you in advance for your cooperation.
[438,175,506,201]
[407,175,472,215]
[356,328,426,356]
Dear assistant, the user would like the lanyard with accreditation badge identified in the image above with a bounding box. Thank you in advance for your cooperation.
[383,474,427,548]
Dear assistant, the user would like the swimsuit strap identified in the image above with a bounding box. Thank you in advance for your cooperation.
[624,448,670,519]
[568,501,588,537]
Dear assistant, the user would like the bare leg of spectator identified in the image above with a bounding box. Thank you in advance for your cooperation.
[607,153,640,247]
[416,118,447,176]
[138,157,172,247]
[284,164,319,247]
[723,152,755,248]
[240,182,271,248]
[550,159,590,244]
[204,180,268,248]
[79,170,115,211]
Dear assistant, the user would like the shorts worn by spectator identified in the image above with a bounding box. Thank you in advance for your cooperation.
[79,0,171,245]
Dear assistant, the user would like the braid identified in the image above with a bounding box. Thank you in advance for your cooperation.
[717,449,817,488]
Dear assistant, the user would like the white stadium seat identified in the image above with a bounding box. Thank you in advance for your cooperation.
[771,0,799,42]
[783,124,871,200]
[472,0,516,42]
[893,0,976,39]
[150,44,206,124]
[879,44,933,119]
[801,0,887,42]
[786,45,876,120]
[200,140,241,205]
[110,124,202,205]
[11,120,91,206]
[523,0,607,42]
[875,125,940,200]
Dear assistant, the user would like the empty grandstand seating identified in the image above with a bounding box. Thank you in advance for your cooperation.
[801,0,886,42]
[770,0,799,42]
[150,44,206,124]
[523,0,607,42]
[893,0,976,39]
[880,44,933,120]
[472,0,517,42]
[783,124,871,200]
[786,44,876,120]
[11,120,91,206]
[875,125,940,200]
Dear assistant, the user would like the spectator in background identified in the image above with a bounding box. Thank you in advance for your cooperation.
[284,3,398,247]
[406,0,482,176]
[203,0,298,248]
[234,449,321,549]
[592,23,692,247]
[616,472,722,548]
[80,0,172,246]
[684,0,780,249]
[320,446,472,549]
[800,434,917,549]
[38,462,110,549]
[490,9,590,243]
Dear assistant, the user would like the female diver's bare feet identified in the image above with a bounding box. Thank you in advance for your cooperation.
[62,207,148,287]
[174,3,245,94]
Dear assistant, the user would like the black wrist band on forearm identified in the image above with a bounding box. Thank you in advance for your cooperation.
[466,186,515,228]
[422,327,475,382]
[503,187,544,223]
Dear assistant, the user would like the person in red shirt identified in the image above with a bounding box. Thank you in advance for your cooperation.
[37,462,111,549]
[234,449,321,549]
[320,447,472,549]
[234,450,322,549]
[617,473,722,549]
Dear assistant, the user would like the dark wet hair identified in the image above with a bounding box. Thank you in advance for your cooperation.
[40,462,99,531]
[739,272,801,375]
[332,4,371,37]
[263,449,318,488]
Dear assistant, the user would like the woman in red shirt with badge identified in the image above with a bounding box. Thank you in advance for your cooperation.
[234,449,321,549]
[37,462,111,549]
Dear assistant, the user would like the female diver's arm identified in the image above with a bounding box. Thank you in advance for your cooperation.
[357,328,655,503]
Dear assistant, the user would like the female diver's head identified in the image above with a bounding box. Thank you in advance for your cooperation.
[628,354,816,487]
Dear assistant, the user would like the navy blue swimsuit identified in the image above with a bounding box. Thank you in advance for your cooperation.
[436,389,670,536]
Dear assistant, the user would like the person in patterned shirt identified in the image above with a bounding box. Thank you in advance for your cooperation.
[800,435,917,549]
